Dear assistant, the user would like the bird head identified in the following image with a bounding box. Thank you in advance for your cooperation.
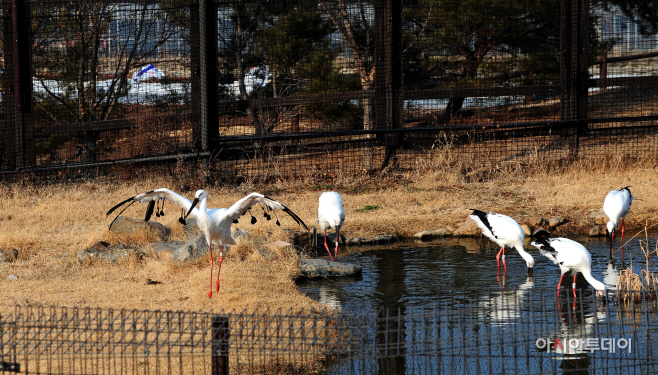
[184,190,206,219]
[606,221,615,236]
[195,189,207,201]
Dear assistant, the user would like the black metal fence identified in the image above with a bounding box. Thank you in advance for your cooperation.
[1,288,657,374]
[2,0,658,183]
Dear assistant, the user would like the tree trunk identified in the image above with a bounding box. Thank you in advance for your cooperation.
[362,82,375,171]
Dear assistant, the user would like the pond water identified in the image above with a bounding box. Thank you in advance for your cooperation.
[298,236,657,312]
[297,235,658,375]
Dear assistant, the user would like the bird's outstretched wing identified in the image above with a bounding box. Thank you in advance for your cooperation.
[106,188,198,229]
[224,192,309,231]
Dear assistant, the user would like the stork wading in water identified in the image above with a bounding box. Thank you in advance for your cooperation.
[530,229,607,299]
[469,209,535,280]
[603,186,635,259]
[107,189,309,297]
[318,192,345,261]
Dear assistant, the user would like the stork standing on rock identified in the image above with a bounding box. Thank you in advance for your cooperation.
[318,192,345,262]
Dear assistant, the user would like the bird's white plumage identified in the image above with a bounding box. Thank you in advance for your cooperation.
[318,192,345,232]
[107,189,308,296]
[318,191,346,261]
[133,188,199,217]
[469,211,534,268]
[530,236,606,294]
[603,187,634,233]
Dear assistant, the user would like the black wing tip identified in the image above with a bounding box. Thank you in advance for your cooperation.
[106,196,135,216]
[145,200,156,221]
[283,207,309,232]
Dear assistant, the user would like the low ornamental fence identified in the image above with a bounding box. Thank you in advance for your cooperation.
[1,288,657,374]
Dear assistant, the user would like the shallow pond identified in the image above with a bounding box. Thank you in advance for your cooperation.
[297,235,658,375]
[299,236,656,312]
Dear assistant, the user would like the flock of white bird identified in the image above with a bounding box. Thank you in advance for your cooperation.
[469,186,634,298]
[106,186,633,299]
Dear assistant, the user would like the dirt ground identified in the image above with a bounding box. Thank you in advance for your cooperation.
[1,162,657,315]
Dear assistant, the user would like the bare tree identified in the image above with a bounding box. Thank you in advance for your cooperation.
[318,0,377,169]
[32,0,186,161]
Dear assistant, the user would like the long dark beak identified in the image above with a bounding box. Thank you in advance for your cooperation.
[185,197,199,219]
[527,267,533,276]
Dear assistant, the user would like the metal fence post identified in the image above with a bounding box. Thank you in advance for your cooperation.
[560,0,589,155]
[191,0,219,154]
[211,315,229,375]
[375,0,402,170]
[2,0,34,169]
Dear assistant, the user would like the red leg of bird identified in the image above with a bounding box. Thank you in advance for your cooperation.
[572,272,577,299]
[496,247,504,272]
[557,273,564,299]
[216,245,224,292]
[335,229,340,261]
[208,243,214,298]
[502,248,507,272]
[324,229,334,261]
[621,218,625,259]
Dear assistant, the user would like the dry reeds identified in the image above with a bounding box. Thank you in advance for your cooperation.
[616,226,658,304]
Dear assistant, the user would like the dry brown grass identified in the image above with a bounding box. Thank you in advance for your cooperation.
[616,226,658,303]
[2,159,658,315]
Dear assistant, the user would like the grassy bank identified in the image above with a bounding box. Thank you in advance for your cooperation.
[1,161,657,314]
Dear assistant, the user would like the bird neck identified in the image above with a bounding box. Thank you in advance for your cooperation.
[199,198,208,214]
[582,270,607,291]
[607,220,617,235]
[516,245,535,268]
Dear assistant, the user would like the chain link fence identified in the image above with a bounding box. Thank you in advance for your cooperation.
[1,0,658,184]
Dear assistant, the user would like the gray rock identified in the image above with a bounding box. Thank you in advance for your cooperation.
[520,224,532,236]
[183,218,203,240]
[413,229,449,240]
[345,236,367,245]
[7,274,18,281]
[0,251,4,263]
[77,242,145,263]
[299,259,362,278]
[232,228,248,240]
[312,231,345,247]
[589,210,608,225]
[524,216,547,227]
[453,219,481,236]
[371,234,395,243]
[149,241,185,262]
[344,234,395,245]
[174,234,209,264]
[109,216,170,241]
[547,216,566,228]
[589,225,608,237]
